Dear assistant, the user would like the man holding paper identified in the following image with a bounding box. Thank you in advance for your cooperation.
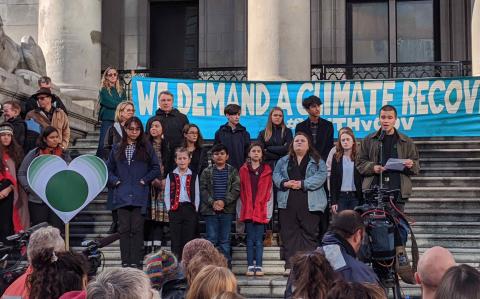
[356,105,420,210]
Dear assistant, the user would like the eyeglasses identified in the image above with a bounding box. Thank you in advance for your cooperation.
[106,73,118,77]
[127,127,141,132]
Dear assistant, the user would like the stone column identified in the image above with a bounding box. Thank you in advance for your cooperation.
[247,0,311,81]
[38,0,101,109]
[473,0,480,76]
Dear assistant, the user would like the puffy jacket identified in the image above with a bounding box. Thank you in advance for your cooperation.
[106,143,160,212]
[239,162,273,224]
[199,164,240,215]
[6,116,26,148]
[273,155,328,212]
[356,129,420,198]
[214,123,250,170]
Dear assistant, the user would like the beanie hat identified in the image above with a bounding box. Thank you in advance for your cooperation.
[0,123,13,135]
[144,249,179,289]
[181,238,215,269]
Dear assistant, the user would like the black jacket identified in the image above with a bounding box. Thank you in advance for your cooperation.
[161,277,187,299]
[22,93,68,118]
[257,125,293,168]
[330,156,363,204]
[295,117,333,162]
[214,123,250,170]
[7,116,26,148]
[190,146,208,175]
[153,108,189,149]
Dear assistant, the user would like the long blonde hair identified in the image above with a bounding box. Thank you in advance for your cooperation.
[263,107,286,142]
[100,67,124,95]
[186,265,237,299]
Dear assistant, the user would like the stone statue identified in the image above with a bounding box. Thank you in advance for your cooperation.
[0,16,47,76]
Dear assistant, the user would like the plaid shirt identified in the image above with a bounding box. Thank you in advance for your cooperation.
[125,143,136,165]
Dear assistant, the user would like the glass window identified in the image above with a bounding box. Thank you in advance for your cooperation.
[396,0,434,62]
[351,2,389,63]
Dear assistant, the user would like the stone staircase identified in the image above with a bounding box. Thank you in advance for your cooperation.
[69,133,480,298]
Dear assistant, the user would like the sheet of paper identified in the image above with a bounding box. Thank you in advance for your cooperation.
[384,158,407,171]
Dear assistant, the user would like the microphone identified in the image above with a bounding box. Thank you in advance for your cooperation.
[378,129,386,142]
[6,222,49,242]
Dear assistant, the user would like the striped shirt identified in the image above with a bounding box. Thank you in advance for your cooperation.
[213,167,229,200]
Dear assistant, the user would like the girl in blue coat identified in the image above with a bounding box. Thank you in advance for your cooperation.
[106,116,160,267]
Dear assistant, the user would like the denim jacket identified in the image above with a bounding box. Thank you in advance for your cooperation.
[272,155,328,212]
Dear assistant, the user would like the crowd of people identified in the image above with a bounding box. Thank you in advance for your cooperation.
[1,67,479,299]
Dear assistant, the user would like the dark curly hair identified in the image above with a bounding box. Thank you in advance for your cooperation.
[27,248,88,299]
[291,251,336,299]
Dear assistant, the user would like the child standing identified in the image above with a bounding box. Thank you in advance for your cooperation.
[200,144,240,265]
[239,143,273,276]
[164,147,200,260]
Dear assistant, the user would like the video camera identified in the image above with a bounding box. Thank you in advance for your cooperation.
[354,186,406,298]
[81,232,120,277]
[0,222,49,294]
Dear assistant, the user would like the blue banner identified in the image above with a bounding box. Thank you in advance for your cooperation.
[132,77,480,139]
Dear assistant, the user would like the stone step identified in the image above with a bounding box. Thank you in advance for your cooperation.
[406,233,480,248]
[411,221,480,235]
[406,198,480,210]
[418,148,480,159]
[419,167,480,177]
[414,140,480,150]
[405,207,480,222]
[411,177,480,187]
[411,186,480,198]
[419,157,480,168]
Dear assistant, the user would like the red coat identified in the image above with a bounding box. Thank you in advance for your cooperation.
[239,162,272,224]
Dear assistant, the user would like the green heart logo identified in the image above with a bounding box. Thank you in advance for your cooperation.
[27,154,108,224]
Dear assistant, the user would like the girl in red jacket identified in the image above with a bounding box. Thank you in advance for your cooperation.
[239,142,273,276]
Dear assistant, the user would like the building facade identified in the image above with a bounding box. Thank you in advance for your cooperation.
[0,0,477,97]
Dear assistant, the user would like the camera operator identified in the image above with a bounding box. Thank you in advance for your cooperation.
[2,226,65,298]
[356,105,419,211]
[284,211,378,298]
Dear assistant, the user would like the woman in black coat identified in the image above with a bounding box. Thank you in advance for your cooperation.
[330,127,363,213]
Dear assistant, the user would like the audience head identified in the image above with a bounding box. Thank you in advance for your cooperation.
[87,267,160,299]
[415,246,456,299]
[326,280,386,299]
[186,248,228,285]
[329,210,365,253]
[434,264,480,299]
[27,248,88,299]
[288,132,321,163]
[3,100,21,120]
[335,127,356,161]
[186,265,237,299]
[379,104,397,134]
[181,238,216,269]
[247,142,264,163]
[158,90,174,112]
[211,143,229,166]
[38,76,52,88]
[37,126,61,150]
[34,88,53,111]
[114,101,135,123]
[290,251,336,299]
[302,95,322,119]
[263,107,286,142]
[224,104,241,127]
[183,123,204,148]
[174,147,191,170]
[27,226,65,263]
[146,116,163,141]
[144,249,181,291]
[0,122,23,165]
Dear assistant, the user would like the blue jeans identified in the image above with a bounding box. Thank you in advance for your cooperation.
[96,120,114,158]
[204,213,234,262]
[245,222,264,267]
[337,192,359,212]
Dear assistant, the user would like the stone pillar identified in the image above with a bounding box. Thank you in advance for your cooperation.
[247,0,311,81]
[38,0,101,109]
[473,0,480,75]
